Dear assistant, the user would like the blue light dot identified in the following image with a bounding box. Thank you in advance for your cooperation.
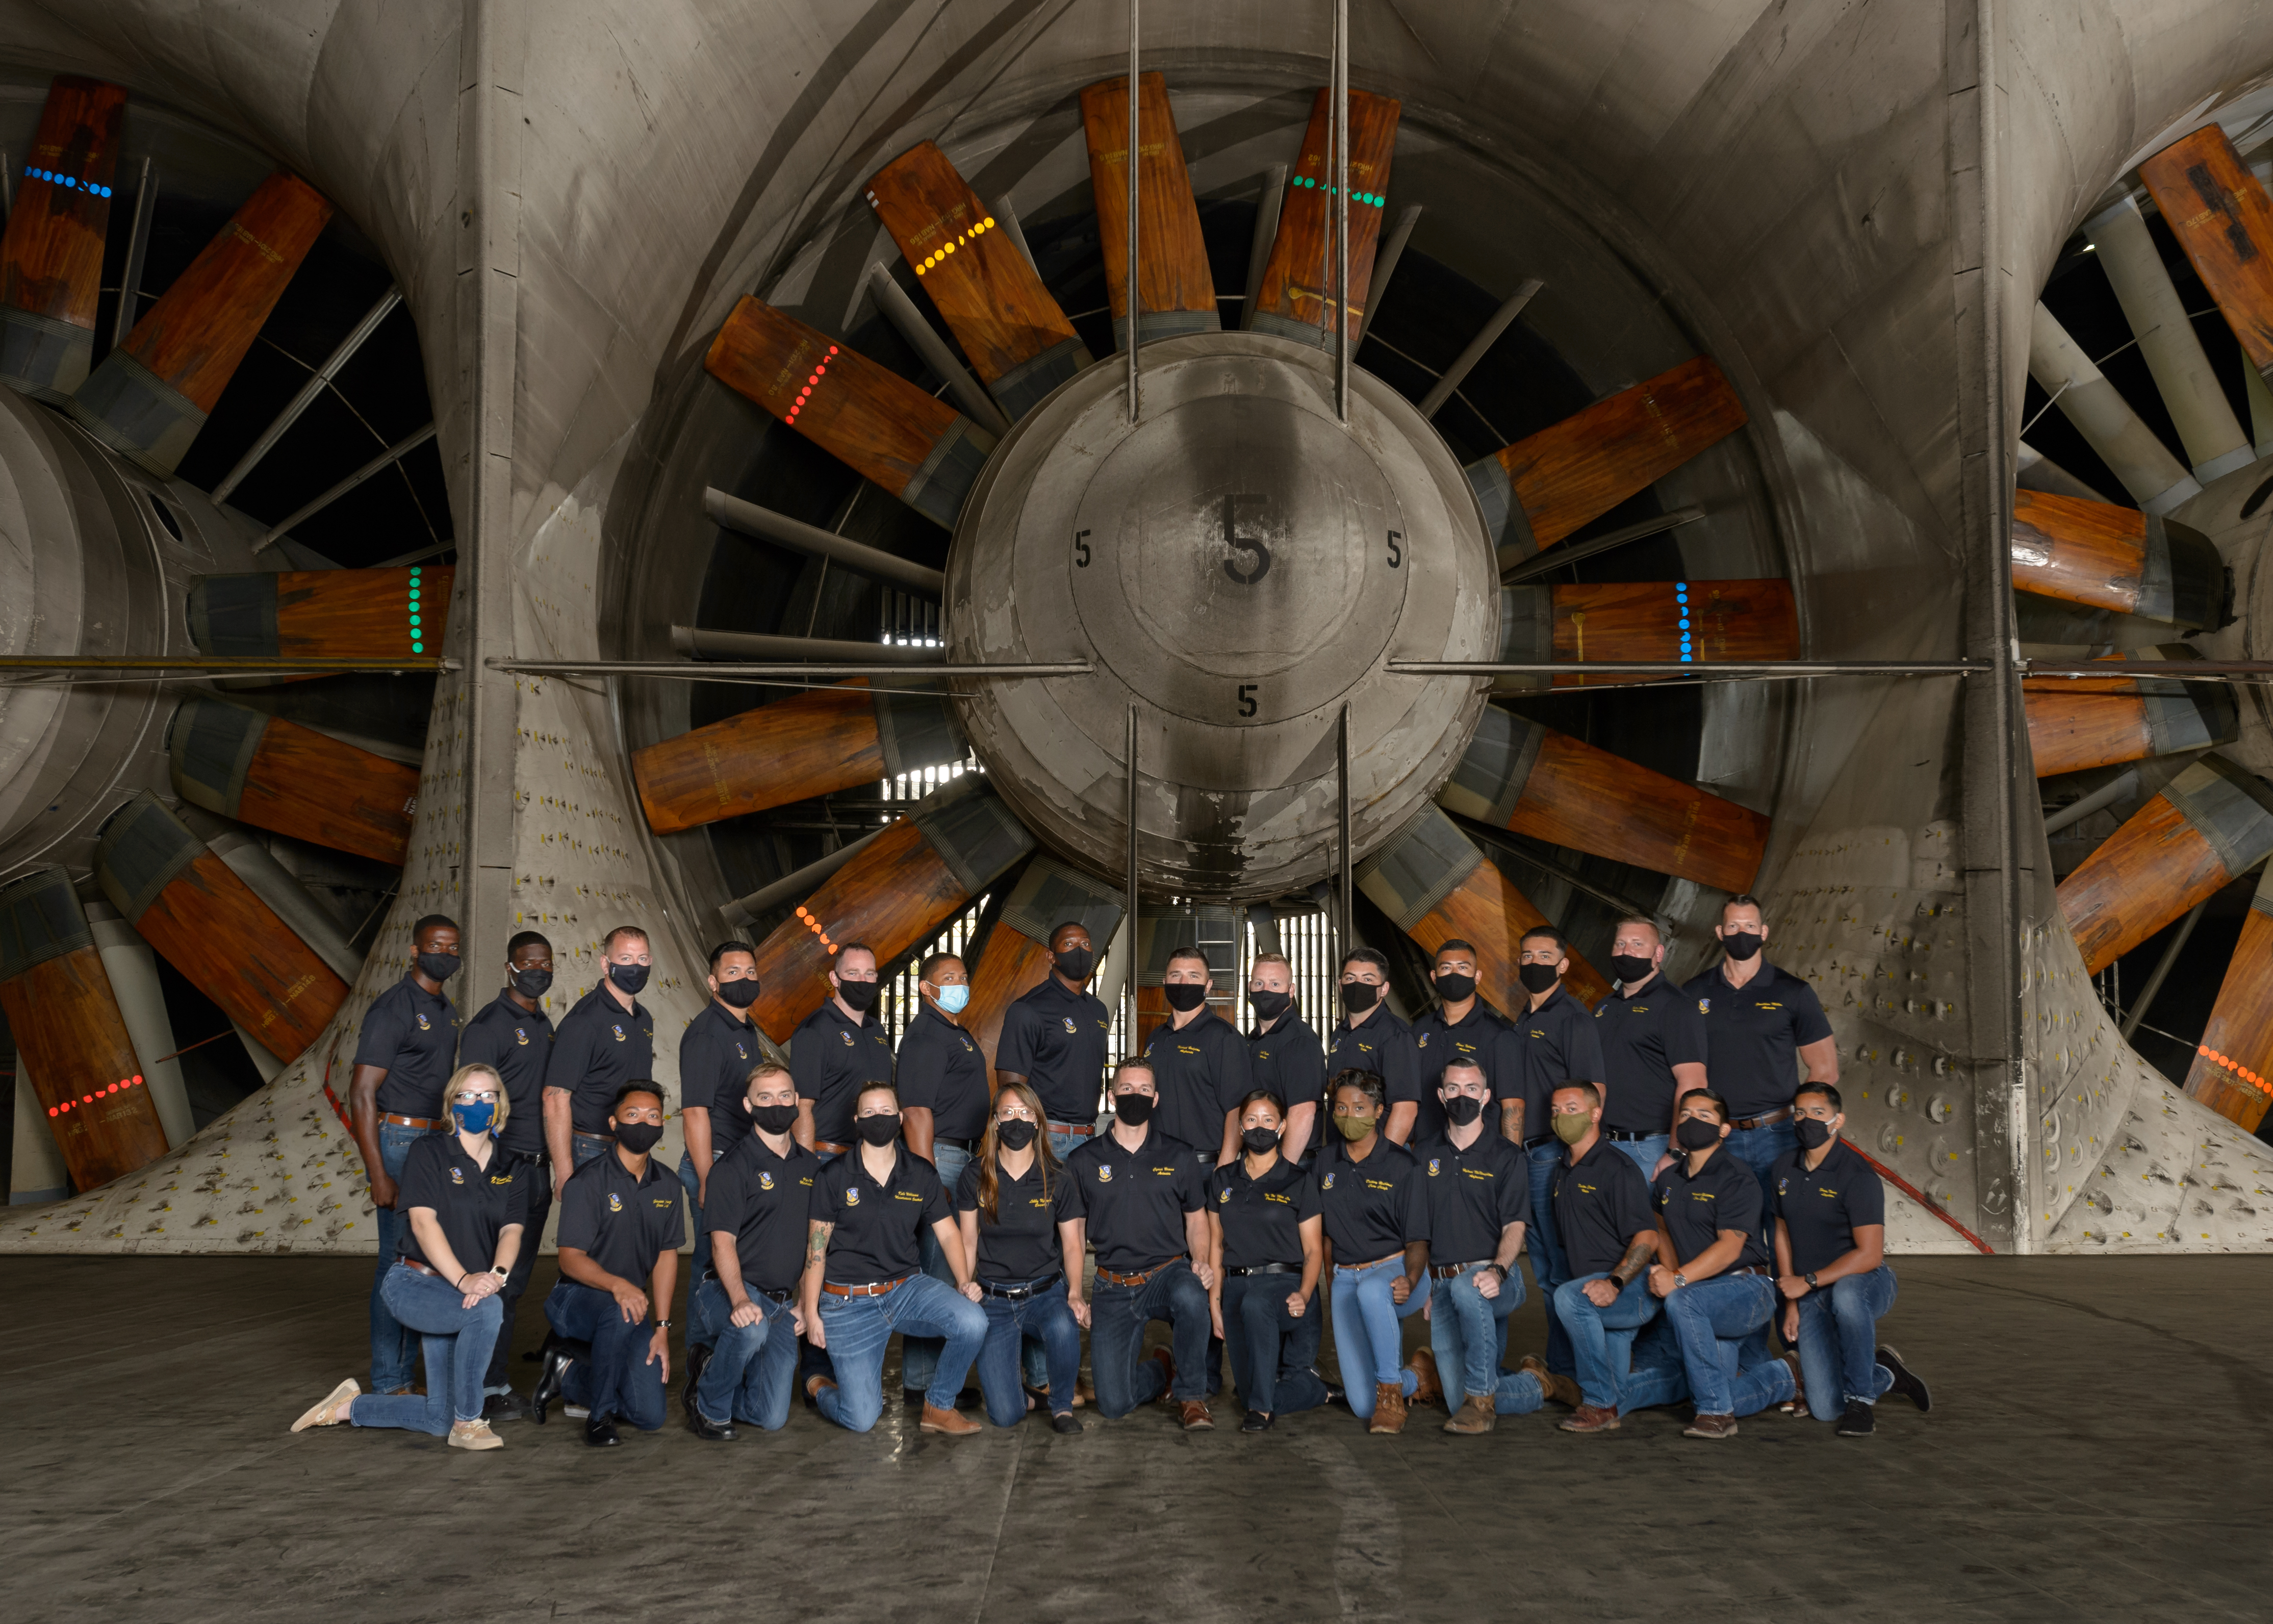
[1679,618,1690,629]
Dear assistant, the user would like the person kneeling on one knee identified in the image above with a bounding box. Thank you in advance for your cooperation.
[1543,1082,1662,1434]
[1417,1060,1536,1436]
[800,1083,988,1435]
[294,1063,527,1452]
[1317,1071,1440,1435]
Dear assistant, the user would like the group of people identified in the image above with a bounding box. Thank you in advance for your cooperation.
[292,896,1934,1453]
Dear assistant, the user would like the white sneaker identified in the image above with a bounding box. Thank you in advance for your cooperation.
[291,1378,360,1432]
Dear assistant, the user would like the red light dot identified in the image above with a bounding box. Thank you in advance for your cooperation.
[47,1106,58,1117]
[133,1075,142,1085]
[799,387,810,397]
[83,1094,93,1103]
[807,374,818,385]
[828,346,839,355]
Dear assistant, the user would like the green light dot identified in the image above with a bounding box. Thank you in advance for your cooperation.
[410,616,421,627]
[412,642,423,652]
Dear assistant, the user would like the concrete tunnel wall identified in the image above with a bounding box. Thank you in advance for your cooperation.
[2,0,2271,1253]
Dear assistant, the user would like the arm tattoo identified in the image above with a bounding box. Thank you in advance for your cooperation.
[1610,1235,1655,1286]
[807,1222,832,1261]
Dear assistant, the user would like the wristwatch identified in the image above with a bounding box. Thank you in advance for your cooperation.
[489,1265,509,1281]
[1803,1271,1819,1289]
[1671,1272,1688,1289]
[655,1318,675,1330]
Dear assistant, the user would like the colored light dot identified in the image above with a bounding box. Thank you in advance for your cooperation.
[83,1094,93,1103]
[133,1075,142,1085]
[47,1106,57,1117]
[412,642,423,652]
[800,387,810,398]
[796,906,809,918]
[984,216,995,228]
[828,346,839,355]
[1679,618,1690,629]
[410,617,421,627]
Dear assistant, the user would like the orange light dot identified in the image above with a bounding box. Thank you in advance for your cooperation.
[796,907,809,918]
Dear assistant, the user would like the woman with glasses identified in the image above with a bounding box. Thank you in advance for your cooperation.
[956,1080,1084,1432]
[292,1063,529,1451]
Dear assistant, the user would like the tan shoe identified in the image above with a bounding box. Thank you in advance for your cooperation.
[1405,1347,1443,1409]
[291,1378,360,1433]
[1558,1403,1620,1433]
[920,1403,981,1436]
[1443,1393,1496,1435]
[1683,1412,1738,1439]
[1179,1400,1215,1431]
[1367,1382,1408,1434]
[1518,1354,1583,1409]
[1781,1351,1806,1413]
[448,1418,504,1451]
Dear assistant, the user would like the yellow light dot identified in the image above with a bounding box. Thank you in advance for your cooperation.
[983,216,995,229]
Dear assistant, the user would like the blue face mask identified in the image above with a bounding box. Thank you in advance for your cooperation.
[934,984,971,1015]
[452,1100,497,1136]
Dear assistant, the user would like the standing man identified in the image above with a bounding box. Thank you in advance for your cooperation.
[543,926,655,1175]
[1411,938,1520,1145]
[347,914,463,1399]
[897,950,994,1405]
[1594,917,1708,1176]
[1327,948,1423,1144]
[1246,952,1326,1160]
[1419,1060,1536,1435]
[534,1082,681,1448]
[678,942,765,1304]
[1509,926,1601,1389]
[1686,896,1837,1211]
[996,921,1112,1164]
[457,929,555,1421]
[1543,1082,1669,1434]
[789,942,892,1157]
[1144,946,1252,1165]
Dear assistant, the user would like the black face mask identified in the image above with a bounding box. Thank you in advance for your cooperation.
[1241,1126,1282,1155]
[1676,1118,1722,1151]
[1113,1092,1155,1126]
[836,978,880,1012]
[996,1119,1038,1151]
[717,978,762,1009]
[417,951,460,983]
[608,962,650,995]
[1610,954,1655,986]
[1433,972,1476,1004]
[510,966,552,998]
[1722,931,1764,963]
[1443,1095,1485,1127]
[1518,963,1560,995]
[1340,981,1381,1014]
[1794,1118,1833,1151]
[1247,989,1292,1021]
[855,1112,902,1146]
[750,1103,798,1135]
[614,1121,663,1155]
[1164,982,1207,1012]
[1054,947,1095,981]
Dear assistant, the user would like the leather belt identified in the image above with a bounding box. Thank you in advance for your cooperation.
[1729,1263,1773,1277]
[1524,1133,1557,1150]
[935,1135,979,1153]
[822,1276,908,1298]
[1432,1260,1499,1279]
[384,1113,446,1129]
[1602,1129,1658,1142]
[1048,1121,1095,1137]
[1228,1262,1298,1277]
[753,1287,795,1305]
[399,1257,446,1280]
[981,1274,1064,1300]
[1095,1261,1174,1287]
[1732,1108,1794,1130]
[1334,1252,1404,1274]
[573,1129,614,1143]
[813,1140,852,1155]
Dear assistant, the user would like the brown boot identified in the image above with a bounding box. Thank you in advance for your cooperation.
[1367,1382,1408,1434]
[1781,1351,1806,1413]
[1518,1354,1583,1409]
[1179,1400,1214,1431]
[1146,1347,1177,1404]
[1683,1411,1738,1439]
[920,1403,981,1436]
[1558,1403,1620,1433]
[1443,1393,1496,1435]
[1405,1347,1443,1409]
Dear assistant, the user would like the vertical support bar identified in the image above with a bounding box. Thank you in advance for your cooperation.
[110,157,155,353]
[1125,0,1140,424]
[1337,702,1352,961]
[1358,203,1421,347]
[1331,0,1350,423]
[1125,702,1140,1049]
[1240,164,1287,331]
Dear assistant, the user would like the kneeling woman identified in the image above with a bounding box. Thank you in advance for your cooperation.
[800,1082,989,1434]
[1318,1071,1439,1433]
[1206,1090,1330,1433]
[294,1063,527,1451]
[956,1081,1084,1432]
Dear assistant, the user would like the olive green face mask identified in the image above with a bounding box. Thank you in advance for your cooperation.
[1336,1113,1375,1141]
[1552,1112,1592,1146]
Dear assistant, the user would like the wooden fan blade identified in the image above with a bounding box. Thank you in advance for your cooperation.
[94,793,349,1062]
[632,679,966,834]
[1437,705,1768,894]
[2023,648,2235,778]
[2183,866,2273,1130]
[1356,805,1612,1014]
[1081,72,1219,350]
[1496,579,1798,692]
[1469,357,1747,552]
[168,697,420,864]
[746,782,1035,1045]
[2056,756,2273,975]
[2138,124,2273,379]
[0,866,172,1189]
[2009,488,2225,630]
[706,295,994,527]
[864,142,1091,420]
[0,75,126,402]
[963,855,1127,1070]
[68,171,332,474]
[1249,87,1401,348]
[186,565,449,661]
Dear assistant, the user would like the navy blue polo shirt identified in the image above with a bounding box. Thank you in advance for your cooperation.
[1416,1130,1531,1266]
[1064,1124,1206,1274]
[997,976,1112,1125]
[1325,1006,1421,1125]
[789,998,895,1146]
[1411,1000,1520,1143]
[1207,1154,1319,1272]
[809,1145,953,1284]
[395,1132,531,1273]
[1652,1145,1769,1271]
[456,989,552,1156]
[1513,982,1604,1144]
[1314,1135,1427,1262]
[354,971,461,1119]
[956,1153,1082,1282]
[1593,970,1707,1135]
[1685,959,1834,1121]
[545,984,655,1134]
[680,1001,764,1153]
[1550,1136,1657,1276]
[555,1148,683,1284]
[703,1130,820,1296]
[1247,1006,1326,1113]
[1771,1139,1887,1276]
[897,1006,990,1144]
[1143,1006,1252,1154]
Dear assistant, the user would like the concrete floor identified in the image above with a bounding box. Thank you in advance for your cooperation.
[2,1254,2269,1622]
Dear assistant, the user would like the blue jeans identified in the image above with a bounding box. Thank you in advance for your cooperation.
[1048,1124,1096,1164]
[571,1132,611,1170]
[351,1263,503,1433]
[678,1150,714,1315]
[1724,1121,1796,1233]
[690,1279,799,1429]
[1792,1264,1898,1418]
[901,1141,971,1394]
[1330,1254,1430,1418]
[1553,1271,1663,1410]
[975,1278,1084,1425]
[1090,1258,1211,1415]
[369,1121,443,1393]
[1221,1274,1327,1416]
[543,1279,668,1430]
[1429,1260,1529,1408]
[485,1155,552,1394]
[814,1273,986,1431]
[1608,1134,1668,1180]
[1661,1272,1794,1417]
[1525,1140,1574,1375]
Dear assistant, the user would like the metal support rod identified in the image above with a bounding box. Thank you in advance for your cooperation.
[215,285,403,504]
[990,195,1038,271]
[253,421,436,548]
[1125,701,1140,1050]
[110,157,156,351]
[1125,0,1141,422]
[865,265,1009,436]
[2042,768,2140,836]
[1240,164,1287,329]
[1331,0,1350,423]
[2024,659,2273,681]
[2119,899,2208,1042]
[1337,701,1353,962]
[1358,204,1421,347]
[0,655,452,673]
[722,825,891,927]
[489,658,1089,681]
[703,487,944,595]
[1500,505,1705,582]
[1419,278,1545,418]
[1390,659,1988,678]
[672,626,941,665]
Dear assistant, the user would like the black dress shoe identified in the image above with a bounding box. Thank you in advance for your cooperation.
[481,1391,526,1425]
[1875,1345,1931,1412]
[1240,1410,1275,1434]
[531,1343,572,1426]
[1314,1367,1346,1409]
[1051,1411,1082,1435]
[682,1344,712,1422]
[1835,1401,1875,1437]
[685,1408,735,1442]
[584,1412,622,1448]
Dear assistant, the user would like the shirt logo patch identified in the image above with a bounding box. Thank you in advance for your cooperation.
[1062,1017,1079,1034]
[1417,1033,1430,1048]
[1427,1158,1440,1177]
[607,1193,624,1212]
[1321,1173,1335,1190]
[610,1023,626,1042]
[1218,1188,1231,1203]
[735,1042,748,1060]
[758,1171,774,1190]
[845,1187,861,1206]
[448,1166,465,1184]
[1698,999,1711,1014]
[841,1031,855,1048]
[514,1026,530,1046]
[415,1013,431,1030]
[1097,1165,1113,1182]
